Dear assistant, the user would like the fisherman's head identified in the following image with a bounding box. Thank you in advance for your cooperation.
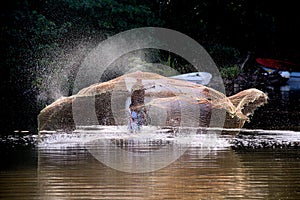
[203,88,209,95]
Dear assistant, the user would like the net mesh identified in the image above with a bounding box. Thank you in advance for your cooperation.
[38,71,268,132]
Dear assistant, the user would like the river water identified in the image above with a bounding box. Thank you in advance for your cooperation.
[1,80,299,200]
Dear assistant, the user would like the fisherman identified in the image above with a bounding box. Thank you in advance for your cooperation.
[128,78,149,132]
[131,78,145,105]
[197,88,212,133]
[128,103,146,132]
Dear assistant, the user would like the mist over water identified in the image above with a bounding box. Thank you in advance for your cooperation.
[36,41,175,106]
[36,40,97,104]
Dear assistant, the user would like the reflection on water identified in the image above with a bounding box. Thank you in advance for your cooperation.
[0,131,300,199]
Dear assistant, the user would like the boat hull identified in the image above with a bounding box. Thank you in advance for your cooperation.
[170,72,212,85]
[256,58,300,81]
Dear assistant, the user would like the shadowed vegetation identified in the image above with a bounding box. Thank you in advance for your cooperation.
[1,0,299,132]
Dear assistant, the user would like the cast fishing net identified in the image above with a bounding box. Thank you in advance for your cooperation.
[38,71,268,132]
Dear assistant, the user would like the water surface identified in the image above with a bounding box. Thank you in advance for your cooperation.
[1,80,299,200]
[0,130,299,200]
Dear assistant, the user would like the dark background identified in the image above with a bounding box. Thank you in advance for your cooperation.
[1,0,300,133]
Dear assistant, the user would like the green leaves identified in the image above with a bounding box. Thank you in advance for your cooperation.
[220,65,241,79]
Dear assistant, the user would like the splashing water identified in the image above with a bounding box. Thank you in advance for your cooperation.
[37,127,227,148]
[1,128,300,153]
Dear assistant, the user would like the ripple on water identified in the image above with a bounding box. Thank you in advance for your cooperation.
[1,128,300,199]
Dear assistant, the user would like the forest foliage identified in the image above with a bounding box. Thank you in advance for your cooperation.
[1,0,299,131]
